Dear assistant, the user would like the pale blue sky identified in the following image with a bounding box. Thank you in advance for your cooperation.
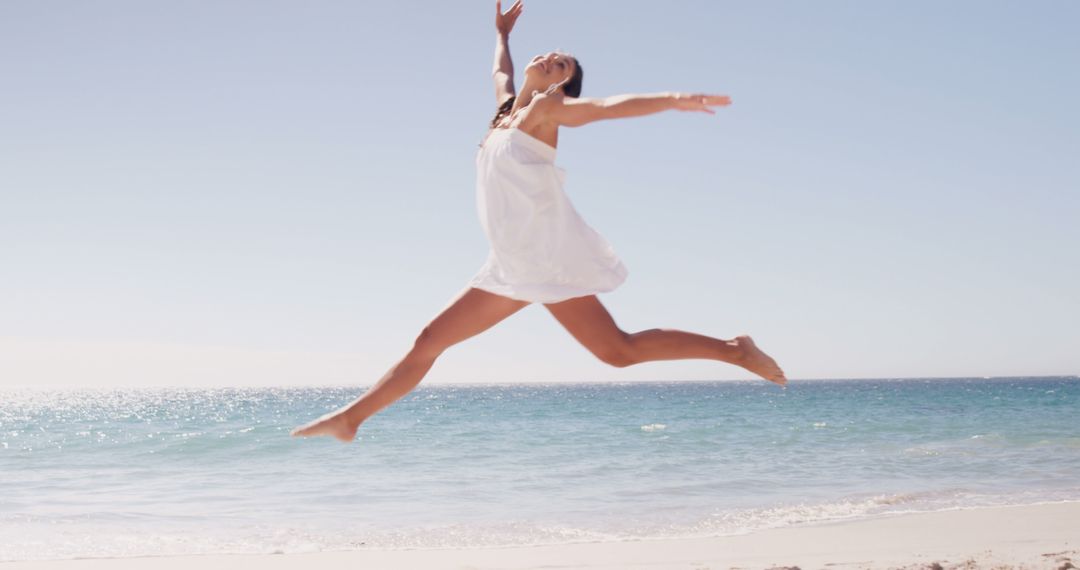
[1,1,1077,387]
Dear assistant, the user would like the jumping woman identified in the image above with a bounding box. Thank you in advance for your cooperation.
[292,0,786,442]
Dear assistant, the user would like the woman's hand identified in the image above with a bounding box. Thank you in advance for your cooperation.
[671,93,732,114]
[496,0,523,36]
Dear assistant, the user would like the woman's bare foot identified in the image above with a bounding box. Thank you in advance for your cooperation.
[290,410,361,442]
[732,335,787,386]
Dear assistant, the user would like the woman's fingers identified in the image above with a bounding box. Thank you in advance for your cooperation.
[497,0,522,19]
[673,93,731,113]
[498,0,523,31]
[696,94,732,110]
[692,94,731,107]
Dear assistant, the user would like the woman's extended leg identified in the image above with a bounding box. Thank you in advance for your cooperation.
[544,295,786,385]
[291,287,530,441]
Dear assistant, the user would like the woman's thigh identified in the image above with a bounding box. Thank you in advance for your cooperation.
[543,295,632,365]
[417,287,531,353]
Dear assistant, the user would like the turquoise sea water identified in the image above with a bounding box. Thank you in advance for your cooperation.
[1,377,1078,561]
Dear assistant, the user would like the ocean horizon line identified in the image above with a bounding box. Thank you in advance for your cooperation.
[1,374,1076,392]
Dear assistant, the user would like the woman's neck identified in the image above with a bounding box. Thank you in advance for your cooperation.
[511,80,544,114]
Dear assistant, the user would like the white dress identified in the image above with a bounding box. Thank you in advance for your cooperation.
[468,127,629,303]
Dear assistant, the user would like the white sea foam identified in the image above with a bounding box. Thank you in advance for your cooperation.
[5,492,1079,561]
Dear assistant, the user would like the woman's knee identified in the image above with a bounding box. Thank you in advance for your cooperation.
[411,326,447,360]
[594,337,638,368]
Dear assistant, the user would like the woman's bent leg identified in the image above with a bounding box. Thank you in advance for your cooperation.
[292,287,530,441]
[544,295,786,385]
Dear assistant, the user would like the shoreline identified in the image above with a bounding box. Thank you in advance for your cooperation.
[3,501,1077,569]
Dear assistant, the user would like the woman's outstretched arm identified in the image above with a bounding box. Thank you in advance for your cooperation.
[542,91,733,128]
[492,0,523,105]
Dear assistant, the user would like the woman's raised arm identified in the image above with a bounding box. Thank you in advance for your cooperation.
[542,91,733,128]
[492,0,523,105]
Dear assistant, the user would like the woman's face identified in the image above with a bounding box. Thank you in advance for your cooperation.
[524,51,575,87]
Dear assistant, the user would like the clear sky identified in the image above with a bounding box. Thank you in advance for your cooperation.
[2,1,1077,388]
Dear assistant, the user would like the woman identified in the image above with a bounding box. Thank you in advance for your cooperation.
[292,0,785,442]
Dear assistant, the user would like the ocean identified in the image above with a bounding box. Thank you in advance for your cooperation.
[1,377,1077,561]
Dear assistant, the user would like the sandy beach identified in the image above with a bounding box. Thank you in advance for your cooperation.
[3,501,1076,570]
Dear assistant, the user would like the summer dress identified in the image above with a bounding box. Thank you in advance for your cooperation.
[468,126,628,303]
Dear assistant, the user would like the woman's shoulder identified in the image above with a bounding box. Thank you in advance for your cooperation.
[524,92,567,127]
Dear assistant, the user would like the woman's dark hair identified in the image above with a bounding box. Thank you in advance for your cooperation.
[564,57,583,98]
[490,96,516,129]
[490,56,584,128]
